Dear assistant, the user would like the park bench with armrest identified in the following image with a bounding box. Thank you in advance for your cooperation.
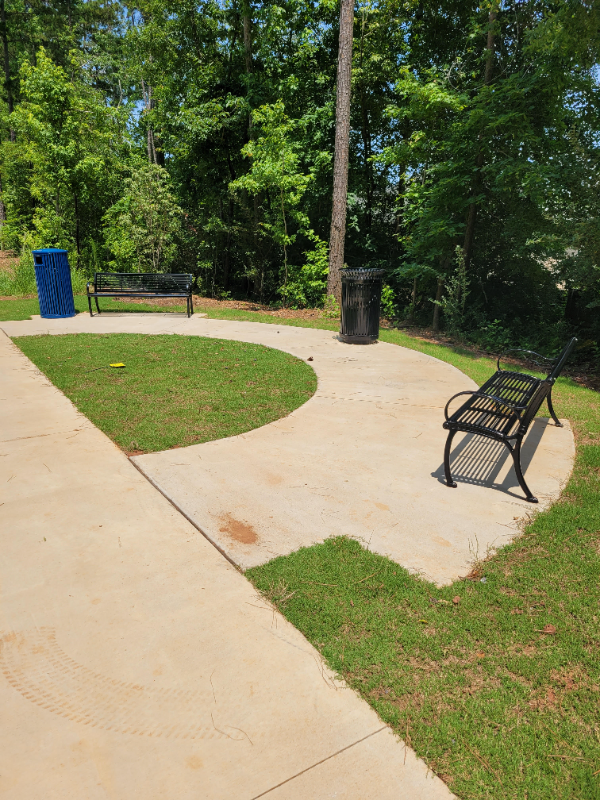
[86,273,194,318]
[442,337,577,503]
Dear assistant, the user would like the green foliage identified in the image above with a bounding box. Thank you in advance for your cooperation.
[0,0,598,359]
[281,237,329,308]
[380,284,397,319]
[103,163,183,272]
[5,48,127,271]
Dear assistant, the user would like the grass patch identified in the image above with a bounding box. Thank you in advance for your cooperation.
[246,340,600,798]
[14,333,316,453]
[0,295,191,321]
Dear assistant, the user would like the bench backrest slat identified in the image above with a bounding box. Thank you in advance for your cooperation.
[94,273,192,292]
[547,337,578,383]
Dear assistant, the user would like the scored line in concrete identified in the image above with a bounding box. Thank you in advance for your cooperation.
[249,726,388,799]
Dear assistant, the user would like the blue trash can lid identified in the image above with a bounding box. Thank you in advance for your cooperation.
[32,248,68,254]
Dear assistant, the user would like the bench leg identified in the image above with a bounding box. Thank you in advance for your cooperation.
[95,297,101,314]
[509,438,538,503]
[443,430,458,488]
[547,391,562,427]
[87,294,93,317]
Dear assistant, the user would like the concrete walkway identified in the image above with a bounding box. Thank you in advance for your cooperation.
[3,313,575,585]
[0,328,454,799]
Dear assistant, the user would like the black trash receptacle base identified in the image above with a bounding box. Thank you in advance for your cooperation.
[339,333,379,344]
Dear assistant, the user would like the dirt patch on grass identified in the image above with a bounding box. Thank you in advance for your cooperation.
[114,294,338,320]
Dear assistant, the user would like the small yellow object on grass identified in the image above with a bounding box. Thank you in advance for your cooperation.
[110,363,125,368]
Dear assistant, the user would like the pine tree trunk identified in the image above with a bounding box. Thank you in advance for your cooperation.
[432,278,443,332]
[462,5,498,269]
[358,13,373,231]
[74,193,81,267]
[0,173,5,245]
[241,1,263,300]
[327,0,354,304]
[408,276,417,322]
[0,0,14,142]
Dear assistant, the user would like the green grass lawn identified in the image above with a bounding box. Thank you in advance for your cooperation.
[14,333,316,453]
[0,295,190,321]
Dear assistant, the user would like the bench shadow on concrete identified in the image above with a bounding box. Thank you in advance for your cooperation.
[432,417,550,500]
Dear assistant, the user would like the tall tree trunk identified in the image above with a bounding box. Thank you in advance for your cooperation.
[0,0,14,142]
[74,193,81,267]
[147,126,157,163]
[358,12,373,231]
[327,0,354,304]
[0,173,5,245]
[360,92,373,231]
[432,277,443,332]
[408,276,417,322]
[241,2,263,301]
[222,198,234,290]
[242,0,253,139]
[242,3,252,76]
[462,5,498,269]
[141,79,158,163]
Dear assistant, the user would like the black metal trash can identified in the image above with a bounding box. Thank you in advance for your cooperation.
[339,267,384,344]
[32,249,76,319]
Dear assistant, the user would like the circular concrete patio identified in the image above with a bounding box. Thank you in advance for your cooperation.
[3,312,575,585]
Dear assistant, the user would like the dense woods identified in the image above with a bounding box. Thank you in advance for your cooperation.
[0,1,599,355]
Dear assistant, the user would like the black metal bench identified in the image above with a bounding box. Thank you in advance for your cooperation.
[442,337,577,503]
[86,273,194,317]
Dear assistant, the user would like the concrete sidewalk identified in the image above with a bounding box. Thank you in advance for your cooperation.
[3,313,576,585]
[0,329,454,798]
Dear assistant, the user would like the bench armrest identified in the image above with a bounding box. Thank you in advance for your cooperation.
[497,348,552,372]
[444,390,526,422]
[86,281,94,294]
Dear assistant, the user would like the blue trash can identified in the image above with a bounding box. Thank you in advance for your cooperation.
[32,249,76,319]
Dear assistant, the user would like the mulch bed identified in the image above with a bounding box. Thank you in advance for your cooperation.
[116,294,334,320]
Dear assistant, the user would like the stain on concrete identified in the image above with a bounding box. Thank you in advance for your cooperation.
[219,514,258,545]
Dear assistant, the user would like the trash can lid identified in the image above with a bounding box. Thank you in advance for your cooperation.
[32,248,68,254]
[341,267,385,280]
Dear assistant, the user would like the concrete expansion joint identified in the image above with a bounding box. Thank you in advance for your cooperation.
[248,727,390,799]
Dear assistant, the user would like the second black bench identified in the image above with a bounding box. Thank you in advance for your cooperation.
[442,337,577,503]
[87,273,194,317]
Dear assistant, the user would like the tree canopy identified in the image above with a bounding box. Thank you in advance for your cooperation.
[0,0,598,354]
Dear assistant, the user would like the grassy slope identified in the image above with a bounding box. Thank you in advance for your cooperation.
[14,334,316,453]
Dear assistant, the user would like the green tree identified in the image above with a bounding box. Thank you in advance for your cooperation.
[230,101,328,304]
[103,162,183,273]
[6,47,126,267]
